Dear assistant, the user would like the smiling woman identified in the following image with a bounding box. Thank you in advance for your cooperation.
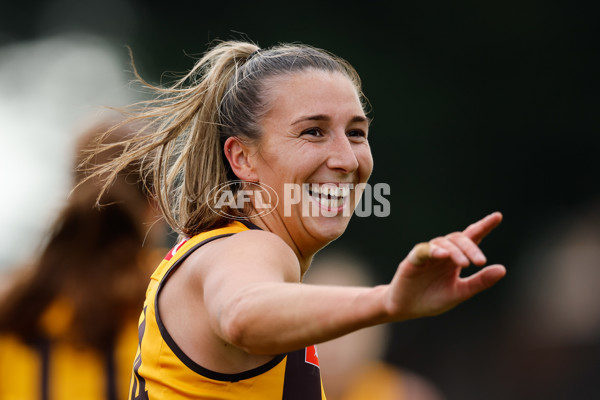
[87,40,506,400]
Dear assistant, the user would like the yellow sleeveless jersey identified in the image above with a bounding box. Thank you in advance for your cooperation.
[129,220,326,400]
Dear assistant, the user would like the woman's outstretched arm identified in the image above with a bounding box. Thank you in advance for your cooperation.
[197,212,505,355]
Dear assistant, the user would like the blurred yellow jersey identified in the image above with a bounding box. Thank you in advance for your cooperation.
[129,220,326,400]
[0,305,138,400]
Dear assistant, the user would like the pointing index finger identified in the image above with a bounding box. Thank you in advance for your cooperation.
[463,212,503,244]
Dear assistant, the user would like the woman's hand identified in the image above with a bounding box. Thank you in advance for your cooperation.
[384,212,506,320]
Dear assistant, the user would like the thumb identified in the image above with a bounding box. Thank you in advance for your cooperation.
[407,242,450,266]
[408,242,431,265]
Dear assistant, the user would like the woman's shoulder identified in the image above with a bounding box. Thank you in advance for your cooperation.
[225,228,290,248]
[189,228,301,283]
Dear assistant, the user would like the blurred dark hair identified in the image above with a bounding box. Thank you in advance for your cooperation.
[0,118,156,351]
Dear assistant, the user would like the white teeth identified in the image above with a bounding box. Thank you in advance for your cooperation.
[309,184,349,199]
[307,183,350,209]
[314,196,343,208]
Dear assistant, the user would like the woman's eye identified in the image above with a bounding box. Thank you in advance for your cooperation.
[347,129,367,139]
[301,128,323,137]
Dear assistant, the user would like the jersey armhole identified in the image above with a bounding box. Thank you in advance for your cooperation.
[154,231,286,383]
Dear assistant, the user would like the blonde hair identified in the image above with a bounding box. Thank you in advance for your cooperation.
[87,40,365,238]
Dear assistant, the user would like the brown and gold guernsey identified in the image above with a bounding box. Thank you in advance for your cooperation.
[129,220,326,400]
[0,302,138,400]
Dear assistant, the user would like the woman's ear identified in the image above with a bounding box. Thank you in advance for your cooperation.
[223,137,258,182]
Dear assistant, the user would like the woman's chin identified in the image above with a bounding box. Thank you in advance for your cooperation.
[305,216,351,244]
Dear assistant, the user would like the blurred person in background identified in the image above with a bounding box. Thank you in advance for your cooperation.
[486,199,600,400]
[305,251,446,400]
[0,117,165,400]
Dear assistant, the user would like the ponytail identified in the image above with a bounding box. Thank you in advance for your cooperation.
[86,41,259,237]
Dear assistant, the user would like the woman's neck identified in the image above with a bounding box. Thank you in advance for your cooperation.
[248,215,319,279]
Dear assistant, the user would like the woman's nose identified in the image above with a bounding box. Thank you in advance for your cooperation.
[326,132,359,174]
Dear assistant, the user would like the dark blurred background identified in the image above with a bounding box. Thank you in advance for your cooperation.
[1,0,598,399]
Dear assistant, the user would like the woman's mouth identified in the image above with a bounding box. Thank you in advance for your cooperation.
[306,183,351,212]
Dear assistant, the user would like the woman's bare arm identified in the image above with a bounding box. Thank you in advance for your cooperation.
[198,212,505,355]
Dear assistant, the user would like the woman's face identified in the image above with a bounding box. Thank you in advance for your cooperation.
[250,69,373,251]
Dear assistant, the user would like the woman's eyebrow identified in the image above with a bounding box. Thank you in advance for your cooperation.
[291,114,369,125]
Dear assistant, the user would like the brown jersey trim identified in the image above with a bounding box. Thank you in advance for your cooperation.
[281,347,323,400]
[238,219,261,231]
